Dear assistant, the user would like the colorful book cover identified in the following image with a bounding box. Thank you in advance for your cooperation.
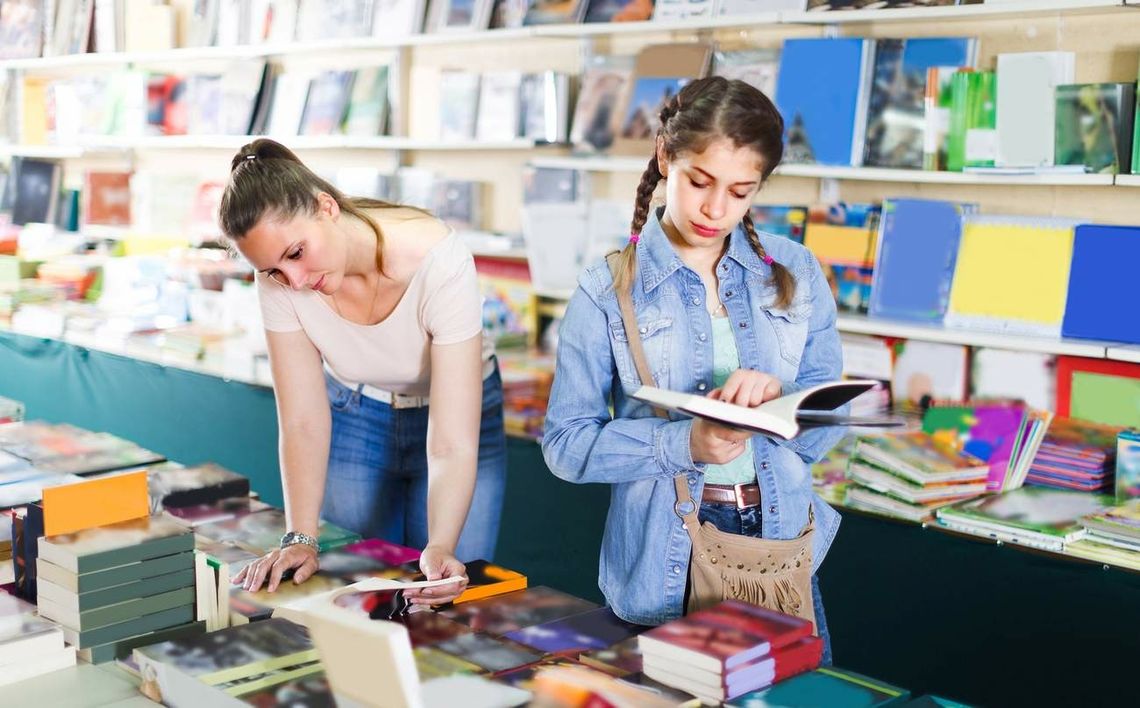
[938,486,1113,539]
[1055,83,1136,174]
[583,0,654,23]
[504,607,640,653]
[342,538,422,567]
[135,618,317,687]
[853,433,990,485]
[148,463,250,511]
[430,632,543,673]
[165,497,272,528]
[439,586,598,636]
[923,405,1028,491]
[413,646,482,680]
[728,666,909,707]
[1055,357,1140,428]
[579,636,643,677]
[863,37,976,169]
[37,514,193,575]
[775,37,875,166]
[1116,431,1140,502]
[569,55,633,154]
[194,510,359,555]
[750,205,808,244]
[639,600,813,673]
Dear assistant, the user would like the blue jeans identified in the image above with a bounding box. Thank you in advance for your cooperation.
[698,501,833,666]
[321,360,507,562]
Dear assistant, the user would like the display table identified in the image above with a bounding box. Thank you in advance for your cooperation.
[3,329,1137,706]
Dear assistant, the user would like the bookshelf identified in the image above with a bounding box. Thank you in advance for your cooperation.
[1107,345,1140,363]
[0,2,1133,74]
[1115,174,1140,187]
[835,315,1114,358]
[527,156,1121,186]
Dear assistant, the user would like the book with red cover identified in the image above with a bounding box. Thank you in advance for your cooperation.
[774,636,824,682]
[82,171,132,227]
[637,600,813,673]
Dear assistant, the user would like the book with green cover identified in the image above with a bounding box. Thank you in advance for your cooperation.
[37,515,194,574]
[38,566,195,612]
[728,666,910,707]
[36,549,194,593]
[1055,83,1136,174]
[193,509,359,555]
[937,486,1114,548]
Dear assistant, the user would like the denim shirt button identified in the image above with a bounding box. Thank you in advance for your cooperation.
[761,461,770,470]
[697,382,707,391]
[725,290,733,298]
[639,326,647,334]
[691,296,701,306]
[768,504,777,514]
[739,322,749,329]
[698,333,707,342]
[671,565,682,575]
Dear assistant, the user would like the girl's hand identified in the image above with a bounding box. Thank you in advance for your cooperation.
[712,369,782,407]
[405,545,468,606]
[232,544,320,593]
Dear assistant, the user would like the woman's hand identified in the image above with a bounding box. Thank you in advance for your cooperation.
[231,544,320,593]
[690,370,782,465]
[713,369,782,407]
[405,545,468,606]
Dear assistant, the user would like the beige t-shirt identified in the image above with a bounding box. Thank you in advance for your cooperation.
[257,230,491,397]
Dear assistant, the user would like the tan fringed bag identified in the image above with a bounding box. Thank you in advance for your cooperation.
[606,253,817,631]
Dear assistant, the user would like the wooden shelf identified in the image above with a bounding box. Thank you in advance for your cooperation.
[1107,345,1140,363]
[0,136,551,157]
[1115,174,1140,187]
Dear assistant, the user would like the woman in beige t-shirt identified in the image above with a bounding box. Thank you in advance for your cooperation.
[219,139,506,605]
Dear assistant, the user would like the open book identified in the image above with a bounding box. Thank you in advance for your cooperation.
[631,380,902,441]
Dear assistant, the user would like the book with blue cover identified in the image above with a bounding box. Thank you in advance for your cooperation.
[774,37,876,166]
[1061,224,1140,345]
[869,198,975,323]
[863,37,977,169]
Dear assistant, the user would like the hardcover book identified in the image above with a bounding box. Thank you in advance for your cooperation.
[1055,82,1136,174]
[438,586,598,635]
[37,515,194,574]
[503,607,640,653]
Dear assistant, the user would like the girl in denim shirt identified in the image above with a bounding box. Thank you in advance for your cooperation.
[542,78,847,662]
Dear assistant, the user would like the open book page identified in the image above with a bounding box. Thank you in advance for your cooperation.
[272,576,464,625]
[631,380,883,441]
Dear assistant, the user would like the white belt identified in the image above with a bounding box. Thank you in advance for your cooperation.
[326,368,430,409]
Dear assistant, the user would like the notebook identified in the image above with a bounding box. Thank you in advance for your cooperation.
[869,198,975,323]
[1062,224,1140,345]
[946,215,1079,337]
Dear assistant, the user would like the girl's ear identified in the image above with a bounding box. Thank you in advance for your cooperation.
[655,136,668,178]
[316,192,340,221]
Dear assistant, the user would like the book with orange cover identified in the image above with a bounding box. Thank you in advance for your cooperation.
[41,471,149,537]
[413,559,527,604]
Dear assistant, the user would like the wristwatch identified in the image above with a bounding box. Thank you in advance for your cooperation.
[280,531,319,552]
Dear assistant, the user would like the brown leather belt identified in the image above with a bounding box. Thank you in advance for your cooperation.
[702,483,761,509]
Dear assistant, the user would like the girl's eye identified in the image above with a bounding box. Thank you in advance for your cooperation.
[731,192,749,200]
[689,179,709,189]
[287,247,304,261]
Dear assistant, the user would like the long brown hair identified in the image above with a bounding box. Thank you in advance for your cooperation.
[219,138,400,276]
[615,76,795,308]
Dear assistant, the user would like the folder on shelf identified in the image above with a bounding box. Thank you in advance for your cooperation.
[1062,224,1140,345]
[868,198,974,324]
[1056,356,1140,428]
[945,215,1078,337]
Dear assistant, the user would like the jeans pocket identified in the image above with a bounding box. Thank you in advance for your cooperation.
[325,374,356,411]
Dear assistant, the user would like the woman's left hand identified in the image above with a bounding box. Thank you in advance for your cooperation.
[405,545,468,606]
[711,369,783,407]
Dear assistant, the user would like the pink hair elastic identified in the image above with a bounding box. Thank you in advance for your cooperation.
[762,254,775,266]
[629,233,640,244]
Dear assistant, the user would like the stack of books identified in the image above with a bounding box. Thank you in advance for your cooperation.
[0,592,75,687]
[845,432,990,522]
[1025,418,1124,492]
[922,402,1053,492]
[35,515,205,663]
[937,486,1114,552]
[636,600,822,704]
[132,618,321,705]
[1069,500,1140,569]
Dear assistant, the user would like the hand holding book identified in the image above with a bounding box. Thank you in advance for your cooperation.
[691,370,784,465]
[633,379,904,441]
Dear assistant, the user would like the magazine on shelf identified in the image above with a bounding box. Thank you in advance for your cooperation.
[630,379,902,440]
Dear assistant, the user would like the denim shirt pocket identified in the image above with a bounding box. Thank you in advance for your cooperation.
[609,317,673,388]
[760,294,813,368]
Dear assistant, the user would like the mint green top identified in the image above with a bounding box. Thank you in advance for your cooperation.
[703,315,757,486]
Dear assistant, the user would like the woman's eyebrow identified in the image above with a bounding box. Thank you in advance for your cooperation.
[690,166,758,187]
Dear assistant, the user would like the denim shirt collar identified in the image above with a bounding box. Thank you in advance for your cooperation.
[637,207,772,294]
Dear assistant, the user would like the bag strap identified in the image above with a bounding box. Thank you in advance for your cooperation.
[606,252,699,529]
[605,251,668,420]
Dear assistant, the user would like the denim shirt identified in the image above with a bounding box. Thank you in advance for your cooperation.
[541,209,846,626]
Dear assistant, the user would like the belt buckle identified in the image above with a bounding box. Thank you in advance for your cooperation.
[733,483,752,509]
[391,393,418,410]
